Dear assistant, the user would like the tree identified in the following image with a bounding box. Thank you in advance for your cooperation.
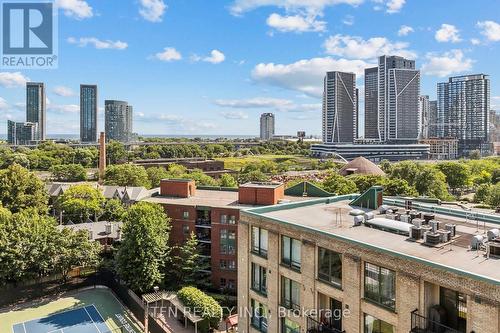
[58,185,105,223]
[0,164,48,213]
[115,202,171,293]
[188,169,218,186]
[436,162,471,193]
[414,166,451,200]
[50,164,87,182]
[107,140,128,164]
[104,164,151,188]
[382,178,418,197]
[177,286,222,330]
[321,172,358,195]
[388,161,421,186]
[487,183,500,208]
[348,175,385,193]
[102,199,127,222]
[170,232,202,287]
[238,170,269,184]
[474,184,491,203]
[219,173,238,188]
[469,149,481,160]
[146,167,171,188]
[492,168,500,184]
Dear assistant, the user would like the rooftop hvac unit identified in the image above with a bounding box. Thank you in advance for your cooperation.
[379,205,389,214]
[487,228,499,241]
[412,218,424,227]
[410,226,423,240]
[445,224,456,237]
[391,207,400,213]
[470,235,484,250]
[424,232,441,246]
[400,214,411,224]
[385,213,396,220]
[353,215,364,226]
[423,213,435,223]
[349,209,365,216]
[430,220,440,232]
[410,211,421,220]
[105,223,113,235]
[364,212,375,221]
[437,230,451,243]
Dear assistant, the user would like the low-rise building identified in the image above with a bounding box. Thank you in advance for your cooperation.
[419,138,459,160]
[238,189,500,333]
[310,143,430,161]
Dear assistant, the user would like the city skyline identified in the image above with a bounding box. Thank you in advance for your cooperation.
[0,0,499,136]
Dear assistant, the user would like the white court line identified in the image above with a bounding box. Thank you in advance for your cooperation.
[22,322,27,333]
[83,305,102,333]
[90,304,107,325]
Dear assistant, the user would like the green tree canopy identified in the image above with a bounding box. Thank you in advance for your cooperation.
[115,202,171,293]
[0,164,48,213]
[50,164,87,182]
[219,173,238,188]
[102,199,127,222]
[57,185,105,223]
[104,164,151,188]
[436,162,471,193]
[106,140,128,164]
[487,183,500,208]
[321,172,358,195]
[146,167,171,188]
[382,178,418,197]
[348,175,385,193]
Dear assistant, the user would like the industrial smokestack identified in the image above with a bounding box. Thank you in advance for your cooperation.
[99,132,106,184]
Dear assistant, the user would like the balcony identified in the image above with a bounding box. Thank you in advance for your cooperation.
[410,309,461,333]
[306,316,345,333]
[195,218,211,227]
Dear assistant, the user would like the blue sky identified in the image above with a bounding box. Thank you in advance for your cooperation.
[0,0,499,136]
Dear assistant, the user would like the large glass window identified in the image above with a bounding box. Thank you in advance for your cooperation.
[251,263,267,295]
[252,227,268,257]
[364,314,394,333]
[281,276,300,310]
[281,236,301,270]
[318,248,342,288]
[220,229,236,254]
[364,263,396,310]
[281,318,300,333]
[251,299,268,333]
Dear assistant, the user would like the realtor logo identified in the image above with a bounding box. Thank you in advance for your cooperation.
[1,0,58,68]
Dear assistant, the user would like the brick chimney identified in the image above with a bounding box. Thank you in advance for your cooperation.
[238,182,284,205]
[98,132,106,184]
[160,179,196,198]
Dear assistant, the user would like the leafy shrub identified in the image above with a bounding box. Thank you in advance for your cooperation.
[178,286,222,331]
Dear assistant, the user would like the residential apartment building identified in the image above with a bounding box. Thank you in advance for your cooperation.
[374,55,420,143]
[419,138,459,160]
[26,82,46,140]
[428,100,438,138]
[419,95,430,139]
[322,71,357,143]
[260,113,275,140]
[437,74,490,156]
[364,67,379,140]
[7,120,38,145]
[105,100,133,143]
[145,179,312,292]
[80,84,98,142]
[238,191,499,333]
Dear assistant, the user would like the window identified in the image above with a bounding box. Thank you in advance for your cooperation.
[281,276,300,310]
[220,214,228,224]
[318,248,342,287]
[182,211,189,220]
[220,229,236,254]
[252,227,268,258]
[251,299,268,333]
[182,225,190,237]
[228,279,235,290]
[229,215,236,224]
[364,314,394,333]
[220,278,226,288]
[251,263,267,295]
[281,236,301,270]
[364,263,396,310]
[281,318,300,333]
[221,259,236,270]
[220,260,227,269]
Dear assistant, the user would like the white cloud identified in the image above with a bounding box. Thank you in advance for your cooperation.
[477,20,500,42]
[215,97,292,109]
[421,50,473,77]
[53,86,75,97]
[192,50,226,64]
[266,13,326,32]
[398,25,414,36]
[153,47,182,62]
[252,57,372,97]
[220,111,249,119]
[67,37,128,50]
[0,97,9,110]
[435,24,461,43]
[342,15,354,26]
[55,0,93,19]
[0,72,29,88]
[139,0,167,22]
[323,34,416,59]
[470,38,481,45]
[229,0,363,16]
[386,0,405,13]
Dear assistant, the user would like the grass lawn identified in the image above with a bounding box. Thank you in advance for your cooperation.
[0,287,142,333]
[217,154,315,171]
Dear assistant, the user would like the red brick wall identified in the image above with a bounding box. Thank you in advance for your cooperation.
[160,180,196,198]
[238,184,285,205]
[161,204,197,246]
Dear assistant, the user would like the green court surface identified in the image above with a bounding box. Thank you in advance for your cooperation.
[0,288,142,333]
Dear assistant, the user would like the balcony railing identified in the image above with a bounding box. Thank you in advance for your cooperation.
[306,316,345,333]
[195,218,211,226]
[410,309,461,333]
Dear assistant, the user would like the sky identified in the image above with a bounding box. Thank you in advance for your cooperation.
[0,0,499,137]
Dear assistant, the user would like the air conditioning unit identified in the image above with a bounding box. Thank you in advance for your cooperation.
[430,220,440,232]
[364,212,375,221]
[445,224,456,237]
[423,213,435,223]
[412,218,424,227]
[410,226,423,240]
[400,214,411,223]
[424,232,441,246]
[470,235,484,250]
[437,230,451,242]
[487,228,499,241]
[353,215,364,226]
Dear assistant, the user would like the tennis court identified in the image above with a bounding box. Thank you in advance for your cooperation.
[12,305,109,333]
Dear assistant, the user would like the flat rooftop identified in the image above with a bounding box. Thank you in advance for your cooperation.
[144,188,310,209]
[246,198,500,285]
